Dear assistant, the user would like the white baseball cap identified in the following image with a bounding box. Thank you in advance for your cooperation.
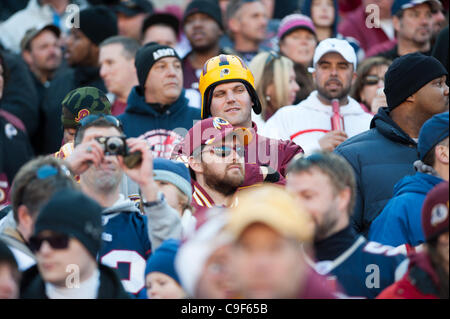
[311,38,357,72]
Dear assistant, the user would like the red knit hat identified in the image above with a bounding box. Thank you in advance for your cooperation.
[421,182,449,242]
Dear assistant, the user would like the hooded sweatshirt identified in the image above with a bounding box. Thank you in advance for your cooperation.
[369,172,444,247]
[262,91,373,155]
[118,87,201,138]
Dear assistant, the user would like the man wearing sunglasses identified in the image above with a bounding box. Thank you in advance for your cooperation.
[20,189,130,299]
[178,117,253,210]
[67,115,183,298]
[198,54,302,186]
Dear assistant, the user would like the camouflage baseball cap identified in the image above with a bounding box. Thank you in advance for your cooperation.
[61,87,112,128]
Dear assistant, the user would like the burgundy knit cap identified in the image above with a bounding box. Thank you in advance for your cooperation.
[422,182,449,242]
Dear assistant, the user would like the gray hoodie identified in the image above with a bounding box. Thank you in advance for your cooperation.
[103,192,182,251]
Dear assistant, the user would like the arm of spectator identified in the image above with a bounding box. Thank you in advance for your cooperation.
[141,192,183,251]
[117,138,182,250]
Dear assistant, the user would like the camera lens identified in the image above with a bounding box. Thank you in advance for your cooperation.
[105,137,124,155]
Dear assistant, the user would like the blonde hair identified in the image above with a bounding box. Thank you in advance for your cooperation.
[249,52,295,118]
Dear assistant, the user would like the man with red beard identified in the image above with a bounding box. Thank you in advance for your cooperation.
[179,117,255,211]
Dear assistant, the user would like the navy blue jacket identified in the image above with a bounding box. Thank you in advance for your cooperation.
[334,107,419,236]
[368,172,444,247]
[312,226,407,299]
[118,87,201,138]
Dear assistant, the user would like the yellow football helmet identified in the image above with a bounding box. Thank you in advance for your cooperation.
[198,54,262,119]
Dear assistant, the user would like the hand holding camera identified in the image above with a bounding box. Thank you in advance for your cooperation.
[68,135,143,176]
[95,136,142,169]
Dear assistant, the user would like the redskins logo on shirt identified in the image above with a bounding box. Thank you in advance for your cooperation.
[212,117,230,130]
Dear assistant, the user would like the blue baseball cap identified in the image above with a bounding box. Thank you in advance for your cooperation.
[392,0,441,16]
[418,112,449,160]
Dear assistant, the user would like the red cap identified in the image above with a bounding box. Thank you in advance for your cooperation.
[178,117,252,157]
[421,182,449,242]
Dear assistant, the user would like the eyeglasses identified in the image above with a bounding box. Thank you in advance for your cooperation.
[203,146,245,158]
[29,233,70,253]
[78,114,122,128]
[364,75,384,86]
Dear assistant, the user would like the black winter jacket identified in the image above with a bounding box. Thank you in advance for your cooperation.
[334,107,419,236]
[20,264,131,299]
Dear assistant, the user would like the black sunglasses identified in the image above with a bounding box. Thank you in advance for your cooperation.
[78,114,122,128]
[29,233,70,253]
[203,145,245,158]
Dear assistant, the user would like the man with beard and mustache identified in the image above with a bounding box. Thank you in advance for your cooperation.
[182,0,224,108]
[179,117,252,211]
[263,38,373,155]
[67,115,184,298]
[286,151,408,299]
[378,0,440,61]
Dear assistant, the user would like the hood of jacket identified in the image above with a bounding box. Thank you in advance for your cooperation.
[125,86,190,118]
[393,172,444,197]
[102,194,140,215]
[370,107,417,146]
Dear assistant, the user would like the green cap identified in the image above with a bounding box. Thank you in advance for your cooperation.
[61,87,112,128]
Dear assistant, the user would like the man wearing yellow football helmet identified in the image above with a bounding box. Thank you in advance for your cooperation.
[198,54,303,184]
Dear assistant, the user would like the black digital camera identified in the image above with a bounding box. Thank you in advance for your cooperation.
[95,136,142,168]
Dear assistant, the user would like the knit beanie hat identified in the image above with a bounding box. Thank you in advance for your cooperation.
[183,0,223,30]
[61,87,112,129]
[34,189,103,259]
[153,158,192,203]
[0,240,17,269]
[384,52,448,109]
[145,239,181,284]
[134,42,181,91]
[77,6,118,46]
[418,111,449,160]
[422,181,449,242]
